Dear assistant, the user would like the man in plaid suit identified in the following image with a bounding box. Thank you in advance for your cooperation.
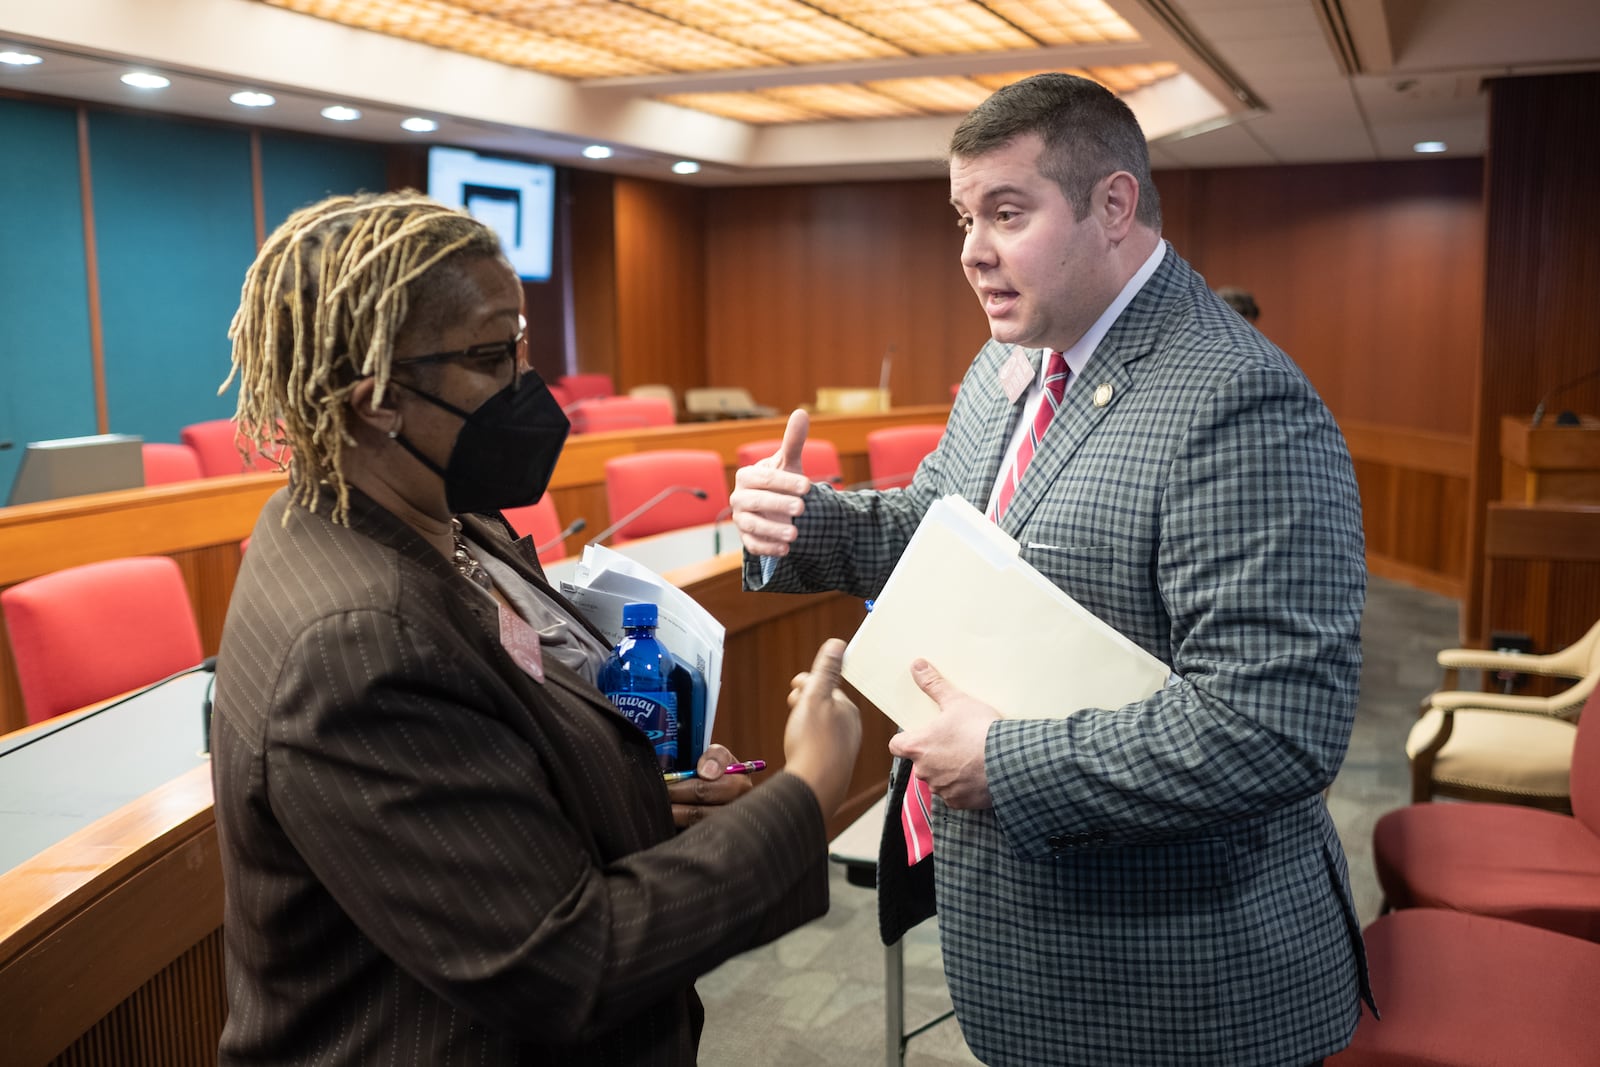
[731,74,1372,1066]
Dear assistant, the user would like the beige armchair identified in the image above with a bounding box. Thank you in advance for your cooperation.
[1407,618,1600,812]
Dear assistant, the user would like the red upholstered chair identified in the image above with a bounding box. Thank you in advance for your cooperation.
[141,442,204,485]
[602,450,727,544]
[500,495,574,565]
[866,424,943,490]
[555,373,615,403]
[180,418,287,477]
[1,556,204,725]
[1327,910,1600,1067]
[734,438,844,485]
[1371,684,1600,942]
[567,396,675,434]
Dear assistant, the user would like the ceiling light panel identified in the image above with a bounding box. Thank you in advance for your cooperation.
[656,91,823,124]
[809,2,1033,54]
[264,0,664,77]
[764,82,922,120]
[257,0,1156,124]
[987,0,1138,46]
[665,64,1181,124]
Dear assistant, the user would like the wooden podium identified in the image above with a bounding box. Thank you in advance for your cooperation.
[1500,414,1600,503]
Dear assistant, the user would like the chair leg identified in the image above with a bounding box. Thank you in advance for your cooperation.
[886,939,905,1067]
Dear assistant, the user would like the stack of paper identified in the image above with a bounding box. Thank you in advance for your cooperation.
[842,495,1170,731]
[560,544,725,745]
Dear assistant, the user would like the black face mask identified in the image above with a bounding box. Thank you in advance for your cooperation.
[391,377,570,514]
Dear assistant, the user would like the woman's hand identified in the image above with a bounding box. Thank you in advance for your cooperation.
[781,639,862,817]
[666,743,754,829]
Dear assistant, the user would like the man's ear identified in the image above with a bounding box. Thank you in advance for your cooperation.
[347,377,401,439]
[1097,170,1140,243]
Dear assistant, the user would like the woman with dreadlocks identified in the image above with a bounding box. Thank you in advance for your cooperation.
[211,191,861,1066]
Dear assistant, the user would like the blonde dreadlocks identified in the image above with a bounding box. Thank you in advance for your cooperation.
[225,190,502,523]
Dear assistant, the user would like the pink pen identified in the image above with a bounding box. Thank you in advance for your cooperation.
[662,759,767,783]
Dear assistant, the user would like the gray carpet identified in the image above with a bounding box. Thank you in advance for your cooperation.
[697,576,1460,1065]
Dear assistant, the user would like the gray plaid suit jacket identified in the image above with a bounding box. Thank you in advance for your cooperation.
[213,487,829,1065]
[755,246,1371,1065]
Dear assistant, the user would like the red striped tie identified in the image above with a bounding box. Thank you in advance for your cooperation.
[901,351,1070,864]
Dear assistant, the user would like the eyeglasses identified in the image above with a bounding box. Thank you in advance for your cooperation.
[393,315,528,391]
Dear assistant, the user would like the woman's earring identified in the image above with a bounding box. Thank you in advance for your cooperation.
[387,415,402,440]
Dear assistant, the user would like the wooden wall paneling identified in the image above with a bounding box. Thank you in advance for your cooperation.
[568,169,619,383]
[703,180,987,412]
[612,178,706,395]
[1467,73,1600,645]
[1156,160,1484,437]
[704,185,822,409]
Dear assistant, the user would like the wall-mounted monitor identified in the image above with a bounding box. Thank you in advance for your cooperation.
[7,433,144,506]
[427,146,556,282]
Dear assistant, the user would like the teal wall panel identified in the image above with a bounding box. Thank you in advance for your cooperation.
[90,112,256,447]
[260,132,388,234]
[0,99,97,498]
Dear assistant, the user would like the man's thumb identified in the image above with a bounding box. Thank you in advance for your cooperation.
[776,409,810,475]
[910,658,949,701]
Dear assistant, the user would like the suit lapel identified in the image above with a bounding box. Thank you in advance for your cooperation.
[996,247,1187,535]
[955,342,1038,509]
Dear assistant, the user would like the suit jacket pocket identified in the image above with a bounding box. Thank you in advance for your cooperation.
[1052,836,1234,915]
[1019,541,1151,638]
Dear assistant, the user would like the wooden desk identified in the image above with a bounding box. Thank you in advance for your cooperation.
[0,542,892,1065]
[0,406,950,732]
[0,672,221,1067]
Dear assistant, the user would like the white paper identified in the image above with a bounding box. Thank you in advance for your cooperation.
[561,543,724,746]
[842,496,1169,731]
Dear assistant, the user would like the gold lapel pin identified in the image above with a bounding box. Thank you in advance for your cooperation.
[1092,382,1114,408]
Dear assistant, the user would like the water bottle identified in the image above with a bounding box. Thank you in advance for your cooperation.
[600,602,678,770]
[669,657,708,772]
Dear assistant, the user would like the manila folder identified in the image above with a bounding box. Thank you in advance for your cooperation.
[841,495,1169,732]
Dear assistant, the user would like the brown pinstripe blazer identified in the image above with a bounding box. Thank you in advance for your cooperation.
[212,487,828,1065]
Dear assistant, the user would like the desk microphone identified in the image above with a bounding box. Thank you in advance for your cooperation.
[586,486,708,547]
[1531,366,1600,427]
[199,656,218,756]
[711,504,737,555]
[535,518,586,556]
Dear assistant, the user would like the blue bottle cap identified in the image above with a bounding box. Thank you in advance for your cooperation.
[622,602,657,627]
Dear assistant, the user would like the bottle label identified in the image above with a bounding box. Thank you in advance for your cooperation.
[608,691,679,755]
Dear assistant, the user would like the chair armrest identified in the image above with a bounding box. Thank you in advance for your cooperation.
[1428,690,1570,717]
[1436,647,1577,678]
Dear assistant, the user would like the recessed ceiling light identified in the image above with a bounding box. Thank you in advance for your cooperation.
[1413,140,1448,154]
[400,116,438,133]
[0,51,43,66]
[121,72,171,90]
[671,160,701,175]
[321,105,361,122]
[582,145,613,160]
[230,91,276,108]
[120,71,168,90]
